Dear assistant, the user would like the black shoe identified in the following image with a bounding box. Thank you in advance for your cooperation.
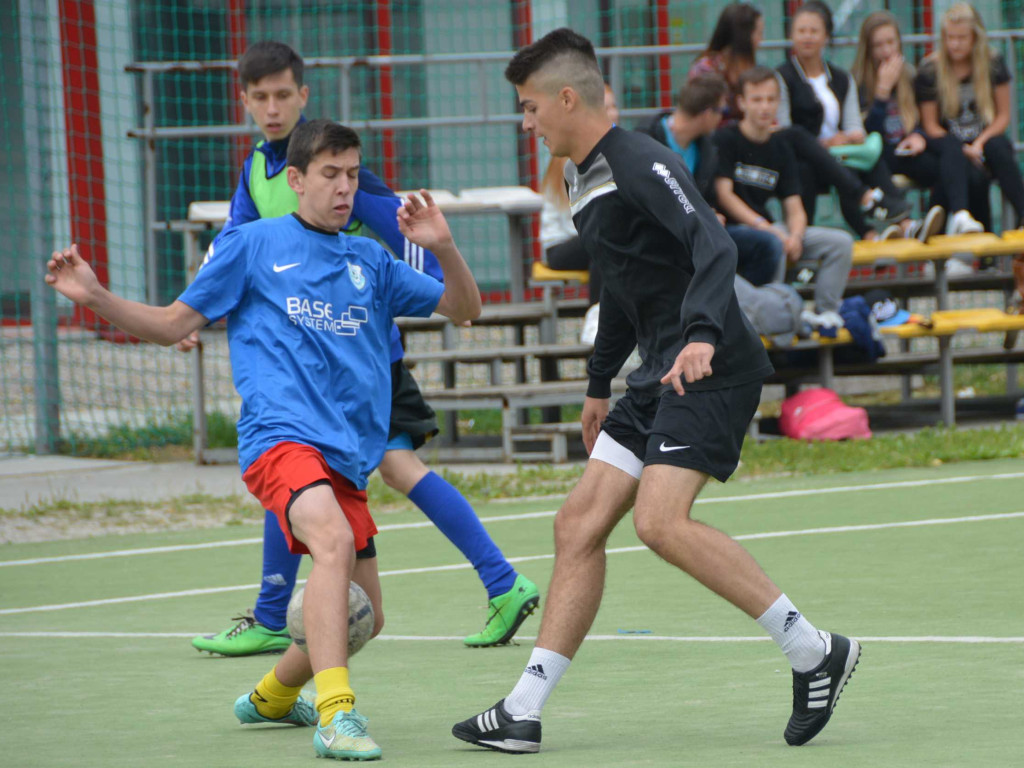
[785,632,861,746]
[864,188,911,224]
[452,699,541,754]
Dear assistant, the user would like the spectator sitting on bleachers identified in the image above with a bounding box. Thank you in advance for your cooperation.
[688,2,763,125]
[915,2,1024,236]
[852,10,983,242]
[715,66,853,333]
[638,74,781,286]
[776,1,913,241]
[540,84,618,343]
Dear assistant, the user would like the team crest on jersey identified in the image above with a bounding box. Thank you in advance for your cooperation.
[347,262,366,290]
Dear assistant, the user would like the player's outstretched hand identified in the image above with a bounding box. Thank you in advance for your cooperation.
[176,330,201,353]
[581,396,609,455]
[660,341,714,396]
[45,244,101,306]
[397,190,454,252]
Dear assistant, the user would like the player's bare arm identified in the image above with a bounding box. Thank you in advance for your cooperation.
[398,190,481,325]
[46,243,208,346]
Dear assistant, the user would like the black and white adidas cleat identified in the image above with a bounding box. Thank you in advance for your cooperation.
[785,631,861,746]
[452,698,541,754]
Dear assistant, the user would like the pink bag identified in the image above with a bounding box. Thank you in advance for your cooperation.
[779,388,872,441]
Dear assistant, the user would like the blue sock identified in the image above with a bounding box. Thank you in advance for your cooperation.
[253,510,302,631]
[407,472,517,599]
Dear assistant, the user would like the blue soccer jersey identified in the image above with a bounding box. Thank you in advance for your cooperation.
[178,214,445,487]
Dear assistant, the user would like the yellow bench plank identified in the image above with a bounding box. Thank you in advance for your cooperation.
[921,233,1023,258]
[531,262,590,284]
[761,328,853,349]
[879,309,1024,338]
[852,232,1023,267]
[851,238,928,266]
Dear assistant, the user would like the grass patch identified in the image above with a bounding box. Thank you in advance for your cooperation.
[4,424,1024,528]
[54,412,238,460]
[735,422,1024,478]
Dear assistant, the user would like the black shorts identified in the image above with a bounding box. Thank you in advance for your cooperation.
[388,360,439,449]
[599,380,762,483]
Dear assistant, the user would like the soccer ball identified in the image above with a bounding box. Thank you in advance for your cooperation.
[286,582,375,657]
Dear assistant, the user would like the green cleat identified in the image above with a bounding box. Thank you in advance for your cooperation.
[464,574,540,647]
[192,610,291,657]
[234,692,318,727]
[313,709,382,761]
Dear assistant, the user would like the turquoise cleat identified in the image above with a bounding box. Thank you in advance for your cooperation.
[234,692,318,727]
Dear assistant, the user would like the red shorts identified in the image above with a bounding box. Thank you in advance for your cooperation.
[242,442,378,556]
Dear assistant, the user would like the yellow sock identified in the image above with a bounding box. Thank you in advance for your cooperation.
[314,666,355,726]
[251,668,303,720]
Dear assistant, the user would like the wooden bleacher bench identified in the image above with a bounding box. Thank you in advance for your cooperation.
[420,377,628,461]
[404,342,593,387]
[508,421,584,463]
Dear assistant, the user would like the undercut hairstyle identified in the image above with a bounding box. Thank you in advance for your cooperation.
[287,119,360,174]
[676,74,729,116]
[238,40,305,89]
[792,1,834,38]
[504,27,606,109]
[737,65,780,95]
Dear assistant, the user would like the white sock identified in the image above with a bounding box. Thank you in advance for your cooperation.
[756,594,827,673]
[504,647,571,716]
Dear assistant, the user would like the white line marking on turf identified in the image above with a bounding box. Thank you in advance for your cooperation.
[1,511,1022,616]
[4,471,1024,569]
[0,632,1021,644]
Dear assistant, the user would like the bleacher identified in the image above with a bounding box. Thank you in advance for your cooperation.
[184,195,1024,463]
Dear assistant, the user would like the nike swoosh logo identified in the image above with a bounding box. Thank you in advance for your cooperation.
[659,442,691,452]
[273,262,300,272]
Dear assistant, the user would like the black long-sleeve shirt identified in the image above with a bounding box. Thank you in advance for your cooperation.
[566,127,772,398]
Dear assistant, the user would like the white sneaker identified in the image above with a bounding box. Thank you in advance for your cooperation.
[947,209,985,235]
[580,303,600,345]
[944,258,975,278]
[879,224,903,240]
[906,205,946,242]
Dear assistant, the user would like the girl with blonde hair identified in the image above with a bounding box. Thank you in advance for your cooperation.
[853,10,982,236]
[915,2,1024,230]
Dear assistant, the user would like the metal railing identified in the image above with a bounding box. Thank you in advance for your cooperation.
[125,31,1024,302]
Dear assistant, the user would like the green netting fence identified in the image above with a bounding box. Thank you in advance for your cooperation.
[2,0,1023,456]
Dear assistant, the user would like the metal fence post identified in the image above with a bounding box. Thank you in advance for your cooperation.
[143,70,159,304]
[22,0,60,453]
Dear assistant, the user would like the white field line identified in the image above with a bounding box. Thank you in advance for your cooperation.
[1,511,1022,616]
[0,631,1020,644]
[4,470,1024,569]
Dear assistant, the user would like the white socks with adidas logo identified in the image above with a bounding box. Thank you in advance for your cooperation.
[504,647,571,717]
[757,593,828,673]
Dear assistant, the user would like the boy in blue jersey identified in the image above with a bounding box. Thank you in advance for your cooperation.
[183,41,538,656]
[47,119,481,761]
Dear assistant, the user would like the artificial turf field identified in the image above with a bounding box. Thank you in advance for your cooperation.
[2,457,1022,767]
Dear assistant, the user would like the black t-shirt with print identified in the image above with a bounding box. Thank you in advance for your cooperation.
[914,51,1011,142]
[712,124,801,223]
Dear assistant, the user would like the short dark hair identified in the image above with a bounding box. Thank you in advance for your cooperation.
[504,28,605,107]
[287,119,360,173]
[737,65,780,95]
[676,74,729,116]
[238,41,304,89]
[505,27,598,85]
[793,1,834,38]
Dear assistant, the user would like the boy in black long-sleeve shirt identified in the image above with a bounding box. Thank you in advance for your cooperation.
[453,27,861,756]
